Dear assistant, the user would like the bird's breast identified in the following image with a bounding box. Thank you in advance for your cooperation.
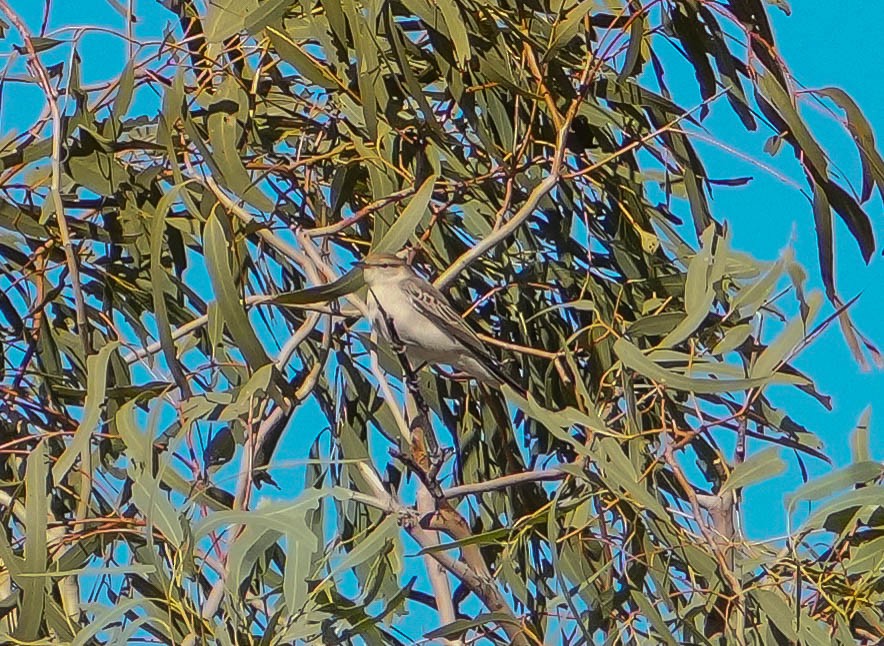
[368,286,462,356]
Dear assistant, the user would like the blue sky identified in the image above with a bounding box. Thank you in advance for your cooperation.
[711,3,884,536]
[0,0,881,636]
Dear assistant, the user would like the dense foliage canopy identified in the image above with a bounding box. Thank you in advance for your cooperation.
[0,0,881,643]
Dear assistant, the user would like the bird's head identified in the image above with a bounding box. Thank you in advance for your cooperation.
[357,252,413,285]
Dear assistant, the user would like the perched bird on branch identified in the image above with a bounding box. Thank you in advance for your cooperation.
[358,252,520,391]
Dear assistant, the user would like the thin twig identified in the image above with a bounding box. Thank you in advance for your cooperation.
[349,476,531,646]
[0,2,91,355]
[443,468,566,499]
[415,487,461,646]
[662,440,741,596]
[306,187,416,237]
[434,39,598,289]
[476,333,560,360]
[121,294,340,365]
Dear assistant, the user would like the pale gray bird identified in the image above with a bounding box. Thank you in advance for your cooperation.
[358,252,520,391]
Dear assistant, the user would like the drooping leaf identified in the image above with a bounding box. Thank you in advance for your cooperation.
[372,174,436,253]
[786,462,884,515]
[53,342,119,483]
[720,447,786,495]
[204,212,271,370]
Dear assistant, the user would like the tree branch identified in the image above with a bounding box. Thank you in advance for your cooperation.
[434,41,597,289]
[0,2,91,356]
[443,468,566,499]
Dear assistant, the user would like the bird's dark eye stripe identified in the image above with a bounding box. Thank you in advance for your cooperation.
[364,260,400,268]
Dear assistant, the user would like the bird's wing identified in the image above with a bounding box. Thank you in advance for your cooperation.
[403,276,520,376]
[402,276,490,355]
[405,277,523,391]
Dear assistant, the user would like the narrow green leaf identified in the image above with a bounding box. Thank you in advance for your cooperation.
[372,175,435,253]
[615,337,806,394]
[617,10,645,81]
[23,37,64,53]
[672,139,712,233]
[595,437,669,518]
[756,68,828,177]
[330,516,398,576]
[631,589,678,645]
[243,0,293,34]
[416,527,513,555]
[751,290,822,379]
[220,363,274,421]
[53,341,119,483]
[752,589,799,642]
[227,525,282,599]
[811,182,835,299]
[505,389,618,462]
[698,5,756,129]
[800,485,883,534]
[131,467,185,546]
[823,178,875,263]
[686,225,714,306]
[192,492,327,539]
[660,225,728,348]
[66,130,129,196]
[435,0,470,66]
[205,0,256,42]
[711,323,752,356]
[271,267,365,306]
[114,399,153,471]
[71,598,145,646]
[668,7,715,109]
[112,59,135,123]
[547,1,595,59]
[817,87,884,202]
[626,312,683,338]
[322,0,348,45]
[283,520,319,614]
[846,535,884,575]
[150,183,193,395]
[16,440,48,640]
[342,0,379,138]
[786,462,884,514]
[207,109,275,212]
[24,440,47,570]
[849,406,872,463]
[425,613,524,639]
[720,447,786,495]
[545,489,595,644]
[41,597,76,641]
[204,213,270,370]
[730,251,787,318]
[268,28,341,90]
[387,15,447,147]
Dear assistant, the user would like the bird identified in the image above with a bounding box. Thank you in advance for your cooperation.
[358,252,521,391]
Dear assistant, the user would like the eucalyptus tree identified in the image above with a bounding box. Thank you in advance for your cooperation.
[0,0,881,643]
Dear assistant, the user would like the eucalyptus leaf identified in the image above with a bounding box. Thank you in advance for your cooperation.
[720,447,786,495]
[0,1,880,643]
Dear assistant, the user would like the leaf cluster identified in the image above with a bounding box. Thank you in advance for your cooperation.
[0,0,880,644]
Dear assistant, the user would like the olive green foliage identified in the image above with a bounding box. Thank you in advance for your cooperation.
[0,0,881,644]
